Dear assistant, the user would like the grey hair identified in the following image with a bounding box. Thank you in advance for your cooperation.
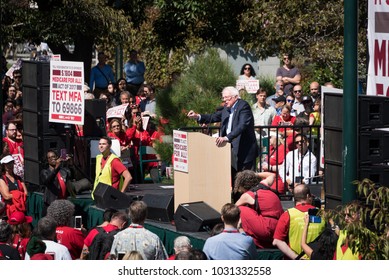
[174,236,192,251]
[46,199,75,226]
[223,86,240,98]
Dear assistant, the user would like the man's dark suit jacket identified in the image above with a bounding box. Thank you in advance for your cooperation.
[199,99,258,171]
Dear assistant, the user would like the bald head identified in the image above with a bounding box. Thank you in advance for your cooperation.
[293,184,312,203]
[309,81,320,97]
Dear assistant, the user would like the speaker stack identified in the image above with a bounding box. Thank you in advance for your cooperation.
[93,183,131,210]
[323,93,389,208]
[358,95,389,186]
[23,61,68,187]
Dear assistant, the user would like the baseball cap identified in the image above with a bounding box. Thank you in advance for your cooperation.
[0,155,14,164]
[272,96,286,103]
[8,211,33,225]
[302,96,313,103]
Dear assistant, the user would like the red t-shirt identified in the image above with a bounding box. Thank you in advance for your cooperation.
[3,137,24,157]
[84,224,119,248]
[56,226,85,260]
[108,131,131,147]
[100,157,127,190]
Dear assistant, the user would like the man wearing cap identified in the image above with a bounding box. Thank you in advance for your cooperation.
[272,95,286,116]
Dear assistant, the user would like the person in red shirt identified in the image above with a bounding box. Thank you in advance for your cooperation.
[8,211,32,259]
[81,211,128,259]
[3,122,24,157]
[271,105,296,151]
[46,199,85,260]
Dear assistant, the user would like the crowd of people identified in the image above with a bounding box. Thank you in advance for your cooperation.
[0,50,366,261]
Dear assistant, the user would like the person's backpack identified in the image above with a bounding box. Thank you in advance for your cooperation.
[87,227,120,260]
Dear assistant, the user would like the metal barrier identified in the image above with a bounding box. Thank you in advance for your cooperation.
[178,124,322,197]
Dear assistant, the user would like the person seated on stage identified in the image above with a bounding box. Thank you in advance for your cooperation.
[167,235,192,260]
[46,199,84,260]
[40,149,77,215]
[110,200,168,260]
[0,220,20,260]
[81,211,128,260]
[234,170,284,249]
[25,216,72,260]
[202,203,257,260]
[0,155,28,218]
[92,136,132,197]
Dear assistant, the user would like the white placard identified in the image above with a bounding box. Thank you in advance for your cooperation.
[49,60,84,125]
[173,130,188,173]
[236,79,260,94]
[106,104,129,119]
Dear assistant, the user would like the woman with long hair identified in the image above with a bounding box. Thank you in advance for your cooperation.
[238,63,256,80]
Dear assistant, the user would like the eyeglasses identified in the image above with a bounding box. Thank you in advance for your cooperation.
[7,128,17,131]
[294,90,302,93]
[47,155,58,159]
[286,99,294,103]
[111,125,120,128]
[244,67,251,70]
[222,96,233,101]
[283,57,290,61]
[295,140,305,145]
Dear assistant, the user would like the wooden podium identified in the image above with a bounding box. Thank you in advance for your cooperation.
[173,131,231,212]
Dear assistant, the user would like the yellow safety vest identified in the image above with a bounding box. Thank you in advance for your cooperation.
[335,230,360,260]
[92,154,123,199]
[287,207,325,258]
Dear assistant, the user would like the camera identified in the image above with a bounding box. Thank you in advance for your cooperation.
[308,208,321,223]
[295,176,303,184]
[136,112,141,117]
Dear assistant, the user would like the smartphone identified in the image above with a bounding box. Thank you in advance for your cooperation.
[74,215,82,229]
[308,208,321,223]
[60,148,67,160]
[295,176,303,184]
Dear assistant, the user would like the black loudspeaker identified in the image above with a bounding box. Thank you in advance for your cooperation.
[359,130,389,164]
[142,194,174,222]
[22,61,50,87]
[24,159,42,186]
[174,201,222,232]
[359,95,389,129]
[93,183,131,210]
[84,99,107,137]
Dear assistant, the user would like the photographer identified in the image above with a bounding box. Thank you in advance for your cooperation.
[40,149,76,215]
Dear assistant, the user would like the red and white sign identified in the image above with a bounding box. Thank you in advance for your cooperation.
[49,61,84,124]
[236,79,259,94]
[51,54,61,61]
[367,1,389,96]
[173,130,188,173]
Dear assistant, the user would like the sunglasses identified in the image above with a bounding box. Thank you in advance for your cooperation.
[244,67,251,70]
[295,140,305,145]
[286,99,294,103]
[294,90,302,93]
[283,57,290,60]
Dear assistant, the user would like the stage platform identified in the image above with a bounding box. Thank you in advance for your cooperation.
[26,184,283,260]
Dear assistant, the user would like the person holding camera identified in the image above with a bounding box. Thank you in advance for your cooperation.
[272,184,325,260]
[40,149,76,216]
